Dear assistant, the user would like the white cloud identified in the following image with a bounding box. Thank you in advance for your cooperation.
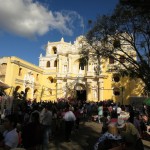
[0,0,84,38]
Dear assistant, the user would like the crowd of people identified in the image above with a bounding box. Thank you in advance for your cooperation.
[0,98,149,150]
[94,102,150,150]
[0,99,87,150]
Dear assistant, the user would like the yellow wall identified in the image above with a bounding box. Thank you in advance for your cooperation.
[0,36,144,104]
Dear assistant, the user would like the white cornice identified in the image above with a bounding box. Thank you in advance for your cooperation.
[11,60,43,74]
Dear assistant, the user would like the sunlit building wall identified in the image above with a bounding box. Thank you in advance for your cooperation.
[0,36,144,104]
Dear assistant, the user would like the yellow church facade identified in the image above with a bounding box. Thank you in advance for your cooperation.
[0,36,144,104]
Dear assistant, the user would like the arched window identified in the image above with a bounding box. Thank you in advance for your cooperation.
[113,88,120,96]
[25,88,30,93]
[109,56,114,64]
[54,60,57,67]
[34,89,38,94]
[18,68,22,76]
[51,79,53,83]
[79,62,84,70]
[53,46,57,54]
[47,76,54,83]
[113,74,120,82]
[15,86,20,92]
[49,89,52,95]
[1,63,7,66]
[46,61,50,67]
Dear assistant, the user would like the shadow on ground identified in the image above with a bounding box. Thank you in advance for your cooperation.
[49,121,101,150]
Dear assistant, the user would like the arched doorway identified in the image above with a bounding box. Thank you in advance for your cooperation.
[25,87,30,100]
[14,86,21,92]
[75,83,86,101]
[33,89,38,101]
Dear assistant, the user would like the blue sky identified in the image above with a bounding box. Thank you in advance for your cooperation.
[0,0,119,66]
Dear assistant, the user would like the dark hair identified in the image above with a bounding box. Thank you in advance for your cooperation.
[66,104,70,110]
[111,110,117,118]
[103,111,108,117]
[32,104,39,111]
[5,114,18,128]
[0,132,4,141]
[31,112,40,123]
[0,92,3,96]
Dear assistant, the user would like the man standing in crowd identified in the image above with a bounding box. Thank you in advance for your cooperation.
[63,105,76,142]
[117,116,144,150]
[40,105,53,150]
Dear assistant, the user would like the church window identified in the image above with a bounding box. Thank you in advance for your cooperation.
[64,65,67,72]
[46,61,50,67]
[18,68,22,76]
[113,74,120,82]
[47,76,54,83]
[51,79,53,83]
[53,46,57,54]
[54,60,57,67]
[49,89,52,95]
[113,88,120,96]
[79,62,84,70]
[2,63,7,66]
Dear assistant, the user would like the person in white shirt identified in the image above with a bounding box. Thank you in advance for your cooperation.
[63,105,76,142]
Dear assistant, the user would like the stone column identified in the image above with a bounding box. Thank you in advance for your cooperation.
[86,82,91,102]
[98,78,103,101]
[68,56,72,74]
[86,62,91,76]
[56,81,61,100]
[57,56,61,73]
[30,86,33,100]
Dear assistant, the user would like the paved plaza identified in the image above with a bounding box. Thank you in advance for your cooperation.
[48,121,150,150]
[48,121,101,150]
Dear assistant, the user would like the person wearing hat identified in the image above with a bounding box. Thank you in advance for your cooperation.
[117,116,144,150]
[94,125,122,150]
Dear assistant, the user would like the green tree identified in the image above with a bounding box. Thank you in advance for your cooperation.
[80,1,150,95]
[120,0,150,13]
